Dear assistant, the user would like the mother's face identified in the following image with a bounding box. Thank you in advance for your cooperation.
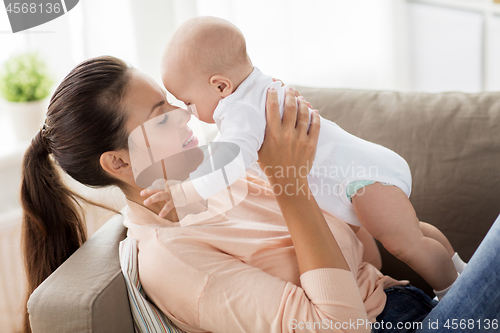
[124,69,203,186]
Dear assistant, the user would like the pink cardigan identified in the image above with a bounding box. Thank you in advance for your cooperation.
[124,173,406,332]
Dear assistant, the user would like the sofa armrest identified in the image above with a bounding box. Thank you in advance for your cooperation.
[28,212,134,333]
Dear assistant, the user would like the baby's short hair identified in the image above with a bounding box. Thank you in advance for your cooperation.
[164,16,250,78]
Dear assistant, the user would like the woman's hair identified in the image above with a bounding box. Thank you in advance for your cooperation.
[20,56,132,331]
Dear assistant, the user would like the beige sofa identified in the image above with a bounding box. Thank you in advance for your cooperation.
[27,88,500,332]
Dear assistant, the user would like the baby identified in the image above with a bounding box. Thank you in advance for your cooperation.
[145,16,467,299]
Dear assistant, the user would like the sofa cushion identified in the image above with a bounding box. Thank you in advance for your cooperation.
[119,237,184,333]
[28,213,134,333]
[297,87,500,295]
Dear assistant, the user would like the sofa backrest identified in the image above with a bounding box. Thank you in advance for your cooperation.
[298,87,500,294]
[28,213,134,333]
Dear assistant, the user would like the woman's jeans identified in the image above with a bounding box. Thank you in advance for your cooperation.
[373,216,500,333]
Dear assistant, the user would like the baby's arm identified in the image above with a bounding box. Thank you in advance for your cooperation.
[140,179,203,218]
[217,101,267,168]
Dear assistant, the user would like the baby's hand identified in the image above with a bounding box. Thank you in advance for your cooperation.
[140,179,179,218]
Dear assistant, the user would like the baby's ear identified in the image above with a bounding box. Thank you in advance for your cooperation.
[209,75,233,97]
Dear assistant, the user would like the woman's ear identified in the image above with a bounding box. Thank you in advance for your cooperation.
[209,75,233,97]
[100,150,134,180]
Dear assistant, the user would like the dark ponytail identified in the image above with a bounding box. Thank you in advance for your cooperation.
[21,129,87,296]
[20,56,131,332]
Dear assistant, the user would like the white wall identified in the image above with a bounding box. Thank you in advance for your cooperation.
[490,15,500,90]
[408,2,483,92]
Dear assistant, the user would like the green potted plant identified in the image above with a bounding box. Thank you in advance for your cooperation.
[0,52,53,142]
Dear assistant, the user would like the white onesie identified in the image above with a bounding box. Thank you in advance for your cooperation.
[190,67,412,226]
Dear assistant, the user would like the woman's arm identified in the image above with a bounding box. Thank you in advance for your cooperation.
[258,87,350,274]
[146,87,370,333]
[356,227,383,270]
[146,238,369,333]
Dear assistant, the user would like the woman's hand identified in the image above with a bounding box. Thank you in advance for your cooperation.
[258,86,350,274]
[272,78,313,109]
[258,86,320,191]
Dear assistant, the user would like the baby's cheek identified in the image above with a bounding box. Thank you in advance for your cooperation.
[200,107,216,122]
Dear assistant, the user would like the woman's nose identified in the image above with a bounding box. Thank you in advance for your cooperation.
[179,108,192,126]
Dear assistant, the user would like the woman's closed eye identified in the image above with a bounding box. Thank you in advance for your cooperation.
[157,113,169,125]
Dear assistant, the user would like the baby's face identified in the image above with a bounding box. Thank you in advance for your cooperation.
[162,69,220,124]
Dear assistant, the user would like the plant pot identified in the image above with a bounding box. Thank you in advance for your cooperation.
[5,100,48,143]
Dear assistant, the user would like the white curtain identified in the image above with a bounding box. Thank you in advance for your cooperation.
[0,0,140,84]
[175,0,498,92]
[0,211,24,333]
[0,2,136,331]
[1,0,407,93]
[194,0,404,90]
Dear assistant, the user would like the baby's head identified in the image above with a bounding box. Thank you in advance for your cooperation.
[161,16,253,123]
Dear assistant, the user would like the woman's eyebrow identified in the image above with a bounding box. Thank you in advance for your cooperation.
[148,100,165,118]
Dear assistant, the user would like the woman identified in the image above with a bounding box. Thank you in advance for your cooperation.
[21,56,500,333]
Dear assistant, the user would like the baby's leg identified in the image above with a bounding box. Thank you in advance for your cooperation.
[352,182,457,292]
[419,221,455,257]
